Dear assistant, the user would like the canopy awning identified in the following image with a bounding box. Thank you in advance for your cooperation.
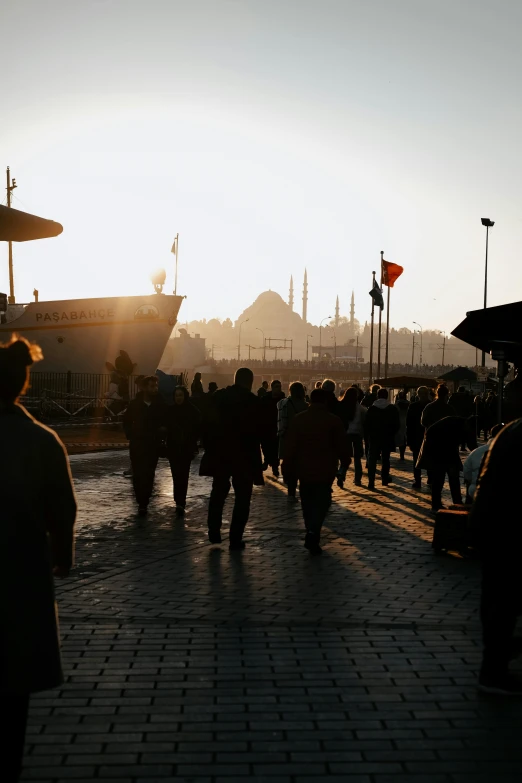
[451,302,522,363]
[0,204,63,242]
[374,375,438,389]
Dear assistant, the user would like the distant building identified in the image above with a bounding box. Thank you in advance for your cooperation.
[159,328,206,373]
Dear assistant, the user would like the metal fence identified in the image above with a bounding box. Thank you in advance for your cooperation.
[25,372,142,421]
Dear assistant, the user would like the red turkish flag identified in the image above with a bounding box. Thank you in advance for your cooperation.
[382,260,404,287]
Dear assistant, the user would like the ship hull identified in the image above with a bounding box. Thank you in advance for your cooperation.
[0,294,183,374]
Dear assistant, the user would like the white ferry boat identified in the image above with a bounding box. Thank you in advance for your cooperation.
[1,293,184,374]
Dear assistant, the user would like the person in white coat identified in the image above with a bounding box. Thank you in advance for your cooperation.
[463,423,503,500]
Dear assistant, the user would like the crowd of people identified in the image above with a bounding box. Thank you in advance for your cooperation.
[2,335,522,780]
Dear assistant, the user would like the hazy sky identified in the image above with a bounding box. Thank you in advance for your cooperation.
[2,0,521,330]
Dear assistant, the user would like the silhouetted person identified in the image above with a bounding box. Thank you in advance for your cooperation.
[338,386,366,487]
[321,378,340,417]
[166,386,201,515]
[284,388,349,555]
[261,379,285,477]
[257,380,269,397]
[200,367,264,549]
[406,385,431,488]
[361,384,380,409]
[123,375,166,515]
[277,381,308,500]
[417,416,476,511]
[1,336,77,782]
[190,372,204,397]
[394,390,409,460]
[315,381,322,389]
[365,388,400,489]
[421,383,455,429]
[471,418,522,695]
[208,381,218,394]
[449,386,474,451]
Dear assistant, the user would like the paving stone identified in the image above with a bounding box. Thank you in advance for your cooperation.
[21,450,522,780]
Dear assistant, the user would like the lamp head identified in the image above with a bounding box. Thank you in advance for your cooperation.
[481,218,495,228]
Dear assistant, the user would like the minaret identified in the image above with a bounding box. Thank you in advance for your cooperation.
[288,275,294,310]
[350,290,355,331]
[335,296,340,328]
[302,269,308,323]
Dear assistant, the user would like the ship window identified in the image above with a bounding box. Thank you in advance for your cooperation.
[134,304,160,320]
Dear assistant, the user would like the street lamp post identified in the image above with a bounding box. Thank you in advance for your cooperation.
[413,321,423,366]
[256,327,265,362]
[306,334,313,362]
[481,218,494,367]
[238,318,249,361]
[319,316,332,358]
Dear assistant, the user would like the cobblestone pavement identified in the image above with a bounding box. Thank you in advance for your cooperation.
[23,451,522,782]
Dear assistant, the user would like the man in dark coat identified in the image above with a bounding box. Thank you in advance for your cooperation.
[449,386,474,450]
[260,379,285,477]
[361,384,380,409]
[257,380,269,398]
[200,367,264,549]
[416,416,476,511]
[364,388,400,489]
[421,383,455,429]
[166,386,201,515]
[284,388,350,555]
[1,336,77,781]
[406,385,431,488]
[470,418,522,695]
[123,375,166,515]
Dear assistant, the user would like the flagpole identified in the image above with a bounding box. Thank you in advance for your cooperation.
[384,284,391,380]
[173,233,179,295]
[377,251,383,380]
[368,270,376,385]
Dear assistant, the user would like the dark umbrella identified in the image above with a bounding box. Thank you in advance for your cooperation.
[451,301,522,363]
[374,374,438,389]
[438,366,477,384]
[0,204,63,242]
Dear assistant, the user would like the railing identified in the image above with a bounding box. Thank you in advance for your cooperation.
[25,372,143,421]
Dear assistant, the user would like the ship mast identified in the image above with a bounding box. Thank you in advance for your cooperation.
[6,167,17,303]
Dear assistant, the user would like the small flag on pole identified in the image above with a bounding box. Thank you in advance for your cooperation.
[382,260,403,287]
[171,236,178,255]
[369,280,384,309]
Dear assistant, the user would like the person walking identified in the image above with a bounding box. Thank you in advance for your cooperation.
[421,384,455,429]
[257,380,269,397]
[190,372,204,397]
[261,379,285,477]
[123,375,166,515]
[1,337,77,782]
[406,385,431,488]
[470,418,522,695]
[361,384,380,409]
[321,378,340,417]
[416,415,476,511]
[284,388,350,555]
[394,390,409,460]
[166,386,201,515]
[200,367,264,549]
[277,381,308,500]
[449,386,474,451]
[338,386,366,487]
[365,388,400,489]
